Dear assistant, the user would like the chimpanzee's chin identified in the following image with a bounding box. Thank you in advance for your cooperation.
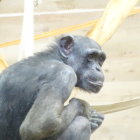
[79,84,102,94]
[92,88,101,94]
[87,85,102,94]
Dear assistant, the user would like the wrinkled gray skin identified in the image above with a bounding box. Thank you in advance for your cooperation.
[0,35,106,140]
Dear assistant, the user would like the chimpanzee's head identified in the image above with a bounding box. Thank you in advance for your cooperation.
[58,35,106,93]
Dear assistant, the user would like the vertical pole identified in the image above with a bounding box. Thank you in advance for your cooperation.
[19,0,34,60]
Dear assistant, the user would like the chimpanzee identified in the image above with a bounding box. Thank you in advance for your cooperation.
[0,35,106,140]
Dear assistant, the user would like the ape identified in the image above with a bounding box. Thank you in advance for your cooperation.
[0,35,106,140]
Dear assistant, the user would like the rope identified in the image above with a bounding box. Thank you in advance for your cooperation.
[1,7,140,18]
[0,9,104,18]
[0,20,98,48]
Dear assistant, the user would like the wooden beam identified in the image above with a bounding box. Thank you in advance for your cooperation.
[87,0,140,45]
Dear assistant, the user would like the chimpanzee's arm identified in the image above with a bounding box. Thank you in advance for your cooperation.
[20,64,90,140]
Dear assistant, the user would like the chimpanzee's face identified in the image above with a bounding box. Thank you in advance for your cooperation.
[58,35,106,93]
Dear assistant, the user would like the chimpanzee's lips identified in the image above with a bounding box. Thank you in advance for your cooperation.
[87,80,103,93]
[87,80,103,87]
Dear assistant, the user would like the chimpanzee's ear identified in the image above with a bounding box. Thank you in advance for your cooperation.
[59,36,74,58]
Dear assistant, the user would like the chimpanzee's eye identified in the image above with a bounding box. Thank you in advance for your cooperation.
[87,54,94,61]
[87,52,98,61]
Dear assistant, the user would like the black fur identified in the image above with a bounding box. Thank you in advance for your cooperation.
[0,35,105,140]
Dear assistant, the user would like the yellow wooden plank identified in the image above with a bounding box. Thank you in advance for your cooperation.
[87,0,140,45]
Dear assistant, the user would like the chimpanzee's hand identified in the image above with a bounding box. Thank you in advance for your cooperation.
[69,98,104,132]
[89,110,104,133]
[69,98,91,118]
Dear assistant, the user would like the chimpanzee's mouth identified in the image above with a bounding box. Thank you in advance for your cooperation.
[87,80,103,87]
[87,80,103,93]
